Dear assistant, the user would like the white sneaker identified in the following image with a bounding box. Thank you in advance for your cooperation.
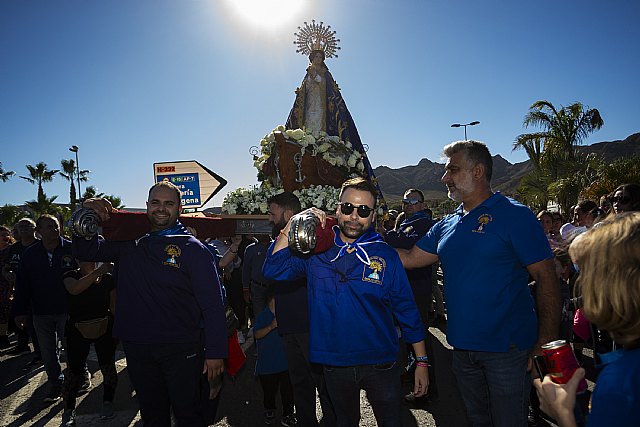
[237,330,245,344]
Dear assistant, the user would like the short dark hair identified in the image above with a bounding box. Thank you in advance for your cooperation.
[403,188,424,202]
[17,218,36,227]
[36,214,59,229]
[148,181,182,204]
[576,200,598,214]
[340,177,378,209]
[268,192,302,214]
[443,140,493,181]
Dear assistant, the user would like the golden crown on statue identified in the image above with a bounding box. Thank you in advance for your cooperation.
[293,20,341,58]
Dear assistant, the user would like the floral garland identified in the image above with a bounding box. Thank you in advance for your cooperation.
[253,125,366,175]
[221,184,341,215]
[222,126,377,215]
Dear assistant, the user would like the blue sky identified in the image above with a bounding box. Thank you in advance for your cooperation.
[2,0,639,208]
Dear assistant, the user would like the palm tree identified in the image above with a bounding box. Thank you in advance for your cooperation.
[0,162,15,182]
[514,100,604,172]
[582,155,640,200]
[82,186,125,209]
[0,204,29,225]
[20,162,60,201]
[24,192,60,218]
[104,195,125,209]
[60,158,90,210]
[547,153,604,214]
[82,185,104,200]
[516,169,552,213]
[513,100,604,212]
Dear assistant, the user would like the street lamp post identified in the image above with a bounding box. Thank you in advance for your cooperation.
[451,121,480,140]
[68,145,81,202]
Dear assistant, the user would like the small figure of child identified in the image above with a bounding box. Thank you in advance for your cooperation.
[254,291,297,426]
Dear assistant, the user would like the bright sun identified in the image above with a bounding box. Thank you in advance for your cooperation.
[224,0,306,29]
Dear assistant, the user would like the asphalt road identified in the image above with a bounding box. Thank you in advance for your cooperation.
[0,323,470,427]
[2,316,597,427]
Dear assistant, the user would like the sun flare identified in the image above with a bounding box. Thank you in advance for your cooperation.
[224,0,306,29]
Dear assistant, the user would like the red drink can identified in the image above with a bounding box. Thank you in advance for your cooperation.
[541,340,587,393]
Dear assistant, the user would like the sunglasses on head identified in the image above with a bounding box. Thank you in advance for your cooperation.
[340,202,374,218]
[402,198,422,205]
[612,196,631,204]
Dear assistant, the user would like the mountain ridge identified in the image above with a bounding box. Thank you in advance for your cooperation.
[374,133,640,203]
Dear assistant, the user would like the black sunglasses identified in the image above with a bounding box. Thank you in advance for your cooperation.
[402,198,422,205]
[340,202,374,218]
[612,195,631,204]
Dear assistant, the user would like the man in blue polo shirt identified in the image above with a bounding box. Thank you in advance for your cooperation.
[399,140,561,427]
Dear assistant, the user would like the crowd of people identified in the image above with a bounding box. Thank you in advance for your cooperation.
[1,142,639,427]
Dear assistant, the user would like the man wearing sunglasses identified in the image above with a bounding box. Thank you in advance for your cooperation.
[384,189,439,404]
[264,177,429,427]
[398,140,561,427]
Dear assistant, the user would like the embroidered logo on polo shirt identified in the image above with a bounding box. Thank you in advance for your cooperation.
[473,214,492,233]
[163,244,181,267]
[363,256,385,285]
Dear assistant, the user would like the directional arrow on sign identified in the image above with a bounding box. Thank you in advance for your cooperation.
[153,160,227,209]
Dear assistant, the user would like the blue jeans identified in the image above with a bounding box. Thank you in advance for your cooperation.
[452,347,531,427]
[32,313,67,386]
[323,362,401,427]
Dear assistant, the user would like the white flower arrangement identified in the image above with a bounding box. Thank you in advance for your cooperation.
[254,125,365,175]
[225,126,375,215]
[221,183,341,215]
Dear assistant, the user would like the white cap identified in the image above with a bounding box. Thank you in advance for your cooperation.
[560,223,587,241]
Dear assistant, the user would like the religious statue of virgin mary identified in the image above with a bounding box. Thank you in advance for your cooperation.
[224,21,388,215]
[285,20,380,192]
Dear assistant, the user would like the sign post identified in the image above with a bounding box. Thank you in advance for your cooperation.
[153,161,227,209]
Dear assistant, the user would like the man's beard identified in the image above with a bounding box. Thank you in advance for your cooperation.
[271,219,287,240]
[447,187,463,202]
[447,174,474,202]
[148,212,175,230]
[338,219,366,240]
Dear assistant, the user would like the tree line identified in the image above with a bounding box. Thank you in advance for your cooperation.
[0,159,124,226]
[3,100,638,225]
[513,100,640,214]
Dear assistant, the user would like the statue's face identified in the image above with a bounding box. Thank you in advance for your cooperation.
[310,52,323,66]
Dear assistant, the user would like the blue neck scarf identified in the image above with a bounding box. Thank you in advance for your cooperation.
[149,221,190,237]
[330,226,385,265]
